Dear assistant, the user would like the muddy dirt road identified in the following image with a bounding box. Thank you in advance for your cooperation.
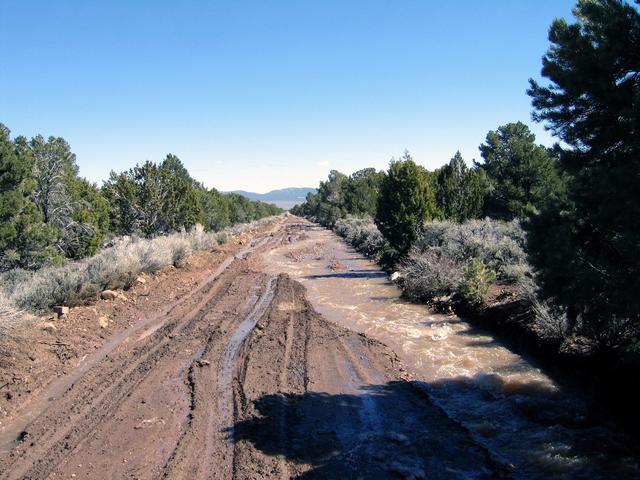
[0,217,637,479]
[0,218,499,479]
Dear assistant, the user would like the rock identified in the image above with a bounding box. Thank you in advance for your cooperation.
[100,290,118,300]
[197,360,210,367]
[53,305,69,318]
[98,316,109,329]
[41,322,57,332]
[390,272,401,282]
[136,276,146,285]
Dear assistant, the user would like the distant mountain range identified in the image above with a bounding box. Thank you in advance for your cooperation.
[229,187,316,209]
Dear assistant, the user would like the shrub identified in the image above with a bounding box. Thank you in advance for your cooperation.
[398,218,529,302]
[411,218,528,281]
[517,278,568,342]
[400,249,463,302]
[334,216,393,261]
[458,259,496,306]
[0,215,281,314]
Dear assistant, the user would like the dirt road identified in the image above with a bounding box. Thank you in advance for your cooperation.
[0,217,501,479]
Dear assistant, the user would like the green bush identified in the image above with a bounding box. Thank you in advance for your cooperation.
[458,258,496,306]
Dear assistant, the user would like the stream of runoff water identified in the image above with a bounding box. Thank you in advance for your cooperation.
[264,224,639,479]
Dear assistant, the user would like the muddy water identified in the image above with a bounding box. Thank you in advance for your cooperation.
[264,224,639,479]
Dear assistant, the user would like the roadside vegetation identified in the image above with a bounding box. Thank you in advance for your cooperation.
[293,0,640,421]
[0,216,277,317]
[0,123,282,329]
[0,128,281,272]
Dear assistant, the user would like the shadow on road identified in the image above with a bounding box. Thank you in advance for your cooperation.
[230,378,640,479]
[304,270,388,280]
[231,380,502,479]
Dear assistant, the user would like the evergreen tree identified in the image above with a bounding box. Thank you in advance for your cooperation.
[158,155,203,232]
[200,187,231,232]
[375,152,440,255]
[435,151,488,221]
[0,124,59,270]
[343,168,385,217]
[104,156,203,236]
[28,134,108,258]
[478,122,564,220]
[527,0,640,347]
[315,170,349,226]
[102,169,142,235]
[29,135,75,226]
[66,177,110,257]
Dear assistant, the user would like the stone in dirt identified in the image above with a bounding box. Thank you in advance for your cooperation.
[98,317,109,329]
[100,290,118,300]
[41,322,57,332]
[136,276,146,285]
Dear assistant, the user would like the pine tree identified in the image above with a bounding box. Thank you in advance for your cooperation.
[477,122,564,220]
[527,0,640,347]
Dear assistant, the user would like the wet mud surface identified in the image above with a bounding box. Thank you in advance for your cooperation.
[264,221,640,479]
[0,217,637,479]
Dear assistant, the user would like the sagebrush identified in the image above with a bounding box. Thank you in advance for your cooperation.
[0,216,279,323]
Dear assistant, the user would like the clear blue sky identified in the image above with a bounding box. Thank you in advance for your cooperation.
[0,1,575,192]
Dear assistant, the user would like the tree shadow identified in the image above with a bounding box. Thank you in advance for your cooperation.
[230,378,640,479]
[231,380,501,479]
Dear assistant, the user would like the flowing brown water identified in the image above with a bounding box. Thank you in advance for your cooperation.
[264,224,640,479]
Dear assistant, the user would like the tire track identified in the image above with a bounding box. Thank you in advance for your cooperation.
[0,228,284,480]
[2,268,242,480]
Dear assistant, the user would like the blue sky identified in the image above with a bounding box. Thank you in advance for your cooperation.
[0,1,575,192]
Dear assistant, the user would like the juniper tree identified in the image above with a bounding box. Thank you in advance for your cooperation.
[343,168,385,218]
[375,152,441,255]
[0,124,59,269]
[435,151,488,222]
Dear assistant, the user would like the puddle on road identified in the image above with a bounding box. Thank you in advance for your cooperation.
[264,225,640,479]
